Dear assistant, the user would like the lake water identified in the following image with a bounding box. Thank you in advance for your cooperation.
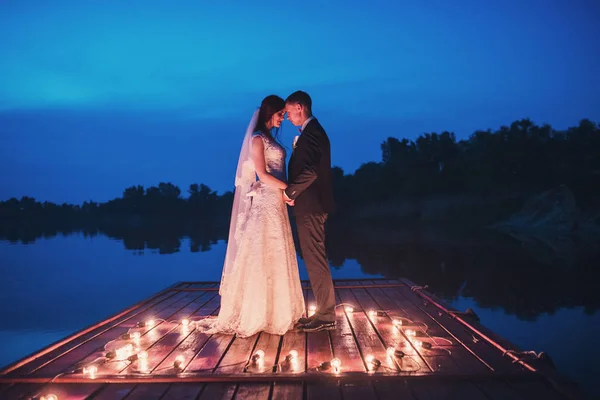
[0,229,598,397]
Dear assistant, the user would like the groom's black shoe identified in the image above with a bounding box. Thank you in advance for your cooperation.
[297,315,316,325]
[299,319,336,332]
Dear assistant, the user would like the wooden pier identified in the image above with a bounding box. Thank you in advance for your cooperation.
[0,279,585,399]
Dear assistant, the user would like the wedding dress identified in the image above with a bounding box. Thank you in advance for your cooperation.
[198,119,305,337]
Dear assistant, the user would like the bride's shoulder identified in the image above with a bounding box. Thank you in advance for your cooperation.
[252,131,268,141]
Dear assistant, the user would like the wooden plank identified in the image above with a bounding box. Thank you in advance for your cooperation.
[277,330,306,373]
[119,291,220,375]
[89,290,216,376]
[380,286,452,337]
[427,346,490,374]
[408,380,490,400]
[372,380,416,399]
[472,379,527,399]
[340,380,378,400]
[197,382,237,399]
[349,285,420,373]
[28,383,103,400]
[0,383,43,399]
[401,279,584,399]
[215,334,260,373]
[306,331,333,373]
[0,280,579,400]
[329,290,365,373]
[383,285,513,373]
[305,289,334,373]
[420,354,461,373]
[160,383,206,399]
[336,288,390,373]
[359,286,430,373]
[373,286,466,374]
[90,383,136,399]
[245,333,281,374]
[271,382,303,399]
[508,379,566,400]
[0,383,103,399]
[184,331,234,373]
[179,283,406,290]
[306,382,341,400]
[151,294,222,374]
[36,290,207,377]
[5,288,181,376]
[234,383,272,399]
[396,282,524,373]
[27,290,196,376]
[0,384,9,396]
[123,383,170,399]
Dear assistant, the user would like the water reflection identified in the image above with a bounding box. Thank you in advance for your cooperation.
[1,220,598,397]
[0,217,228,254]
[329,222,599,320]
[2,218,599,320]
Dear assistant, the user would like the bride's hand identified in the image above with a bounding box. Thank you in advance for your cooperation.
[282,191,295,206]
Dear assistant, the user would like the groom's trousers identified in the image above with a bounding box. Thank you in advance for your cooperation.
[297,213,336,322]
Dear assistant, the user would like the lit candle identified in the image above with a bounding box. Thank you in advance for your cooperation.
[252,350,265,363]
[174,354,185,369]
[366,356,381,371]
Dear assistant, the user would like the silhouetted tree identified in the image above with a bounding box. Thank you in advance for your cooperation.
[1,118,599,244]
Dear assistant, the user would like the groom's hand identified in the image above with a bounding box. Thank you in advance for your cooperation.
[283,192,295,206]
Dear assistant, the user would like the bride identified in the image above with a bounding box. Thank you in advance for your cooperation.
[198,95,305,337]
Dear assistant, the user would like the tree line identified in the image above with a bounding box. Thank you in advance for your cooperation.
[1,118,599,224]
[334,118,600,210]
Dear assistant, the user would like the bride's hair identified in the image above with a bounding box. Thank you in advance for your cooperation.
[255,95,285,141]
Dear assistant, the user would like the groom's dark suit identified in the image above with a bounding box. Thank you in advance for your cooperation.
[285,117,336,323]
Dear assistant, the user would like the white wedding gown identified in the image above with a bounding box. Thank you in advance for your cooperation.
[198,132,305,337]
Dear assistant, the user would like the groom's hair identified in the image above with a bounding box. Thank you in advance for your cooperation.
[286,91,312,113]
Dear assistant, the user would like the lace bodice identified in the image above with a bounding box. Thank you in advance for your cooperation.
[253,132,286,181]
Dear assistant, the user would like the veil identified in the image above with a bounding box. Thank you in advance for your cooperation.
[219,108,259,295]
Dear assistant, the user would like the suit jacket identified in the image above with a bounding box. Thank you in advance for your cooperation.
[285,118,335,216]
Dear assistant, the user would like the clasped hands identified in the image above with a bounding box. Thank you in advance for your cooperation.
[282,191,295,206]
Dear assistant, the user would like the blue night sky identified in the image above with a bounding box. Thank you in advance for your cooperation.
[1,0,599,204]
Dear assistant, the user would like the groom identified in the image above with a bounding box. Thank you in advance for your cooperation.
[284,91,336,332]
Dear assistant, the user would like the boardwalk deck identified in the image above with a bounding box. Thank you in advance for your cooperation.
[0,279,585,399]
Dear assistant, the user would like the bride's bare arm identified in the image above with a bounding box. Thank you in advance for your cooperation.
[251,136,287,190]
